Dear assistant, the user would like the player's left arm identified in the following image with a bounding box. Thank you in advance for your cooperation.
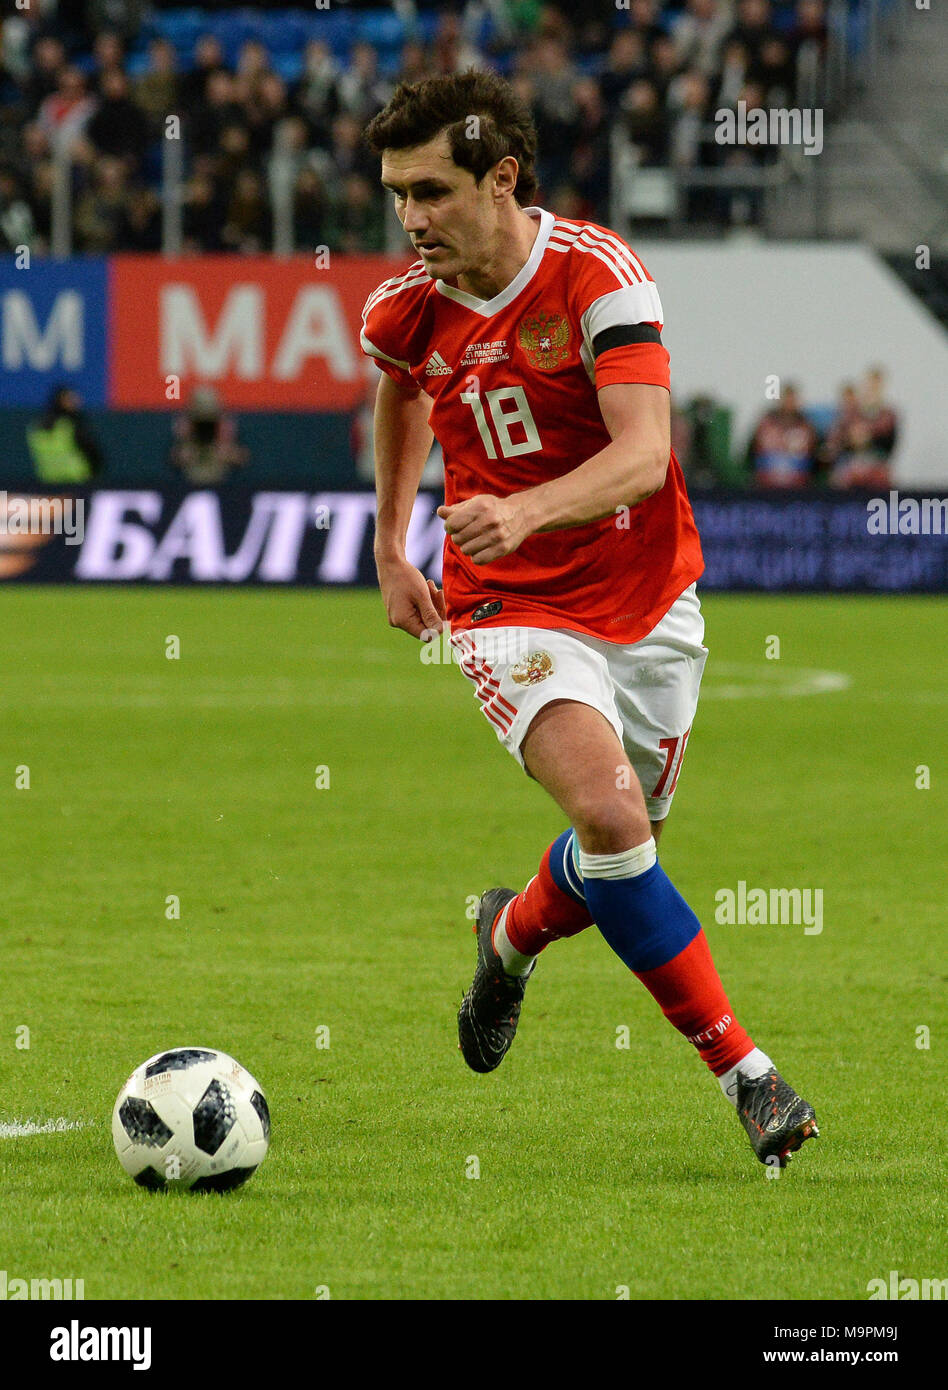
[438,381,670,565]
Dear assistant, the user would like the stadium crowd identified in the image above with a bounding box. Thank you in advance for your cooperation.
[0,0,829,254]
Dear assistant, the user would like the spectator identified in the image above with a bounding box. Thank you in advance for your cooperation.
[756,37,795,105]
[824,374,897,489]
[169,387,248,486]
[21,35,66,116]
[243,72,290,162]
[792,0,828,56]
[218,121,254,185]
[569,77,611,218]
[397,40,430,86]
[527,37,580,191]
[336,42,392,123]
[670,396,695,478]
[0,167,35,252]
[90,30,125,95]
[599,30,648,108]
[27,386,103,484]
[27,159,54,249]
[860,366,898,464]
[118,183,161,251]
[673,0,731,78]
[86,0,145,47]
[222,167,272,252]
[622,79,669,167]
[628,0,667,50]
[714,38,750,109]
[668,69,719,220]
[749,384,819,488]
[86,69,150,170]
[1,8,41,86]
[237,39,272,92]
[325,113,380,184]
[180,34,227,109]
[182,171,226,253]
[648,34,684,100]
[133,37,179,133]
[74,154,133,251]
[292,166,330,249]
[431,12,485,74]
[188,70,243,158]
[714,77,774,225]
[295,39,340,140]
[327,173,385,253]
[722,0,773,68]
[37,66,97,152]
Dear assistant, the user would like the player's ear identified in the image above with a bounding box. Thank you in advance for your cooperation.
[493,155,519,200]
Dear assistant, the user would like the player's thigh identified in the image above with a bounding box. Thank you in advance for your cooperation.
[519,698,651,848]
[606,588,709,824]
[449,626,649,845]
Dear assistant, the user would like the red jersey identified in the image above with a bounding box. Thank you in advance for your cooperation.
[361,206,703,645]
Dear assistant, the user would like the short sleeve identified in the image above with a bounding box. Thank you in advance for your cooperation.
[360,280,419,394]
[571,241,671,390]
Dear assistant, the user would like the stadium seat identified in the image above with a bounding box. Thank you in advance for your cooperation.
[152,10,205,48]
[266,14,309,55]
[354,12,406,48]
[271,52,303,84]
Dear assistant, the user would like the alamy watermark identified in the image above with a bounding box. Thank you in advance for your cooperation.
[0,492,84,544]
[867,1271,948,1300]
[715,101,823,156]
[715,881,823,935]
[866,491,947,535]
[1,1268,85,1299]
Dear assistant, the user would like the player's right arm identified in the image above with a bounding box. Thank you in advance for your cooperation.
[372,372,445,640]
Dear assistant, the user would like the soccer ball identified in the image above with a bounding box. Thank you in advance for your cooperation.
[112,1046,270,1192]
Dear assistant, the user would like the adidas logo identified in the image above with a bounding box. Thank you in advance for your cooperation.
[424,351,452,376]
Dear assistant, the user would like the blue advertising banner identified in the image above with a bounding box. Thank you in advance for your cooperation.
[0,257,108,407]
[1,489,945,592]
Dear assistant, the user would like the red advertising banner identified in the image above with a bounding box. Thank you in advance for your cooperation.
[108,254,413,410]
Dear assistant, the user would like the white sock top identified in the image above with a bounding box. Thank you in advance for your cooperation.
[578,837,657,880]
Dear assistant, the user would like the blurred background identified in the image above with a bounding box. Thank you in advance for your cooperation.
[0,0,945,587]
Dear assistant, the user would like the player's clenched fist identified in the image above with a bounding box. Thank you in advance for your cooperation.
[438,494,531,565]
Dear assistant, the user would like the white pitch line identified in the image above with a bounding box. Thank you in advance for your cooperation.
[701,664,852,700]
[0,1118,91,1139]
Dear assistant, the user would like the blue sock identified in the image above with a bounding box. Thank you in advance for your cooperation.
[579,843,702,973]
[548,828,586,905]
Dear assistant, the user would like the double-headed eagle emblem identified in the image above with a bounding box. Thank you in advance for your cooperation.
[518,313,570,370]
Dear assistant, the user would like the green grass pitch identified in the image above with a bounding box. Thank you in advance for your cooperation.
[1,586,945,1300]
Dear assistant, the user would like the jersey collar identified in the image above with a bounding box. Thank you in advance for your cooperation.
[433,207,554,317]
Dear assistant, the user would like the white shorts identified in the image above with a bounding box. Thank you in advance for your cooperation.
[449,584,708,821]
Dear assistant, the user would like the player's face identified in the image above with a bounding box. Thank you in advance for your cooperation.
[381,134,500,282]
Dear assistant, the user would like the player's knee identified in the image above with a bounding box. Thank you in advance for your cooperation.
[572,796,651,856]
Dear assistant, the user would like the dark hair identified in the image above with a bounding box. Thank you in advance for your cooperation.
[363,70,539,206]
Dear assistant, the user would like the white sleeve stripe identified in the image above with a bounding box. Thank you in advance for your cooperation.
[570,238,637,290]
[551,216,650,284]
[358,262,425,318]
[359,329,411,371]
[572,223,648,283]
[361,269,428,318]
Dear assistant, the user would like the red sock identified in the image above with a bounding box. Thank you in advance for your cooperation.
[503,841,593,956]
[634,930,755,1075]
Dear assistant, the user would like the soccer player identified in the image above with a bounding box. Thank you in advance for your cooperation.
[361,72,817,1167]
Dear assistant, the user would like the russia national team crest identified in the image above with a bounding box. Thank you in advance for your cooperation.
[510,651,554,685]
[518,312,570,370]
